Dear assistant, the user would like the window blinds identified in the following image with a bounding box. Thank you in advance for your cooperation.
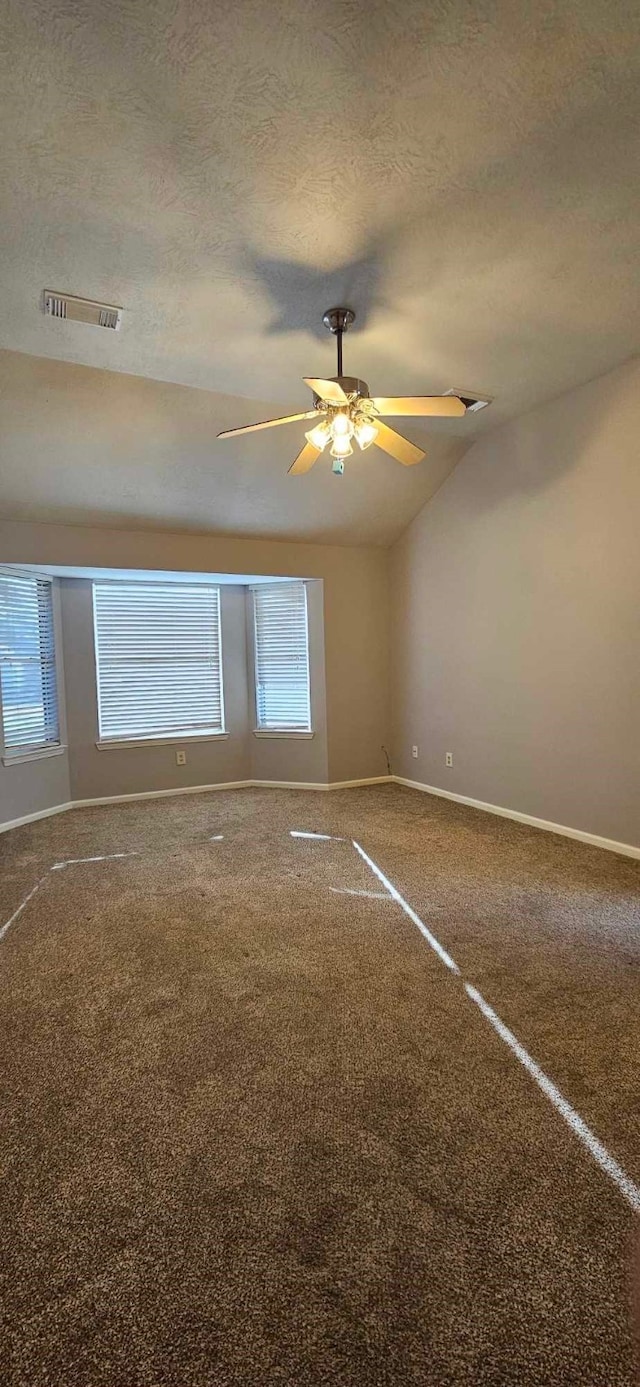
[0,574,60,753]
[93,583,224,742]
[253,582,311,731]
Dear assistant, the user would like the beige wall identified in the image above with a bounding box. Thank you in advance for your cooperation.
[0,578,71,825]
[0,522,389,793]
[59,578,328,800]
[60,580,252,801]
[390,355,640,849]
[0,746,71,826]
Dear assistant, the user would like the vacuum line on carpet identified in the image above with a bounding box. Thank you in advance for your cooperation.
[351,839,460,974]
[351,838,640,1216]
[3,853,138,944]
[0,875,49,942]
[290,830,345,841]
[2,837,221,946]
[466,984,640,1215]
[330,887,391,899]
[51,852,139,868]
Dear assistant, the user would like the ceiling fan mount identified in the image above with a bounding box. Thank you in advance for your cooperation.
[218,307,467,476]
[322,306,355,335]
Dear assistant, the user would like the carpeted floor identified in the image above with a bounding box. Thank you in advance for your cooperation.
[1,784,639,1386]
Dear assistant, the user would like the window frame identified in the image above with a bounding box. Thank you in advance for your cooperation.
[0,568,65,766]
[251,580,313,738]
[92,579,227,749]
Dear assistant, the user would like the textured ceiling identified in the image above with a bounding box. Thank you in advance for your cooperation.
[0,0,638,543]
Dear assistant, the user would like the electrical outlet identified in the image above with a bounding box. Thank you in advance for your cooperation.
[411,745,419,758]
[445,751,453,767]
[176,750,186,766]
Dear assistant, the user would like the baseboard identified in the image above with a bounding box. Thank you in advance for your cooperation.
[3,776,634,860]
[329,776,393,790]
[73,781,254,809]
[0,801,75,835]
[249,779,332,792]
[250,776,392,791]
[392,776,640,861]
[0,776,393,833]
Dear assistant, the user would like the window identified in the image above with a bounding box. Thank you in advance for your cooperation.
[93,582,224,744]
[0,573,60,757]
[253,581,311,732]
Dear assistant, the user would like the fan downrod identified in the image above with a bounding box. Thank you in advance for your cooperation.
[322,306,355,378]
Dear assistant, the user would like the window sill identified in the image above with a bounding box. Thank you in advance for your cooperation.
[253,729,314,739]
[96,732,230,751]
[2,743,67,767]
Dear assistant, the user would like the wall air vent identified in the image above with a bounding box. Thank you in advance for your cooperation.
[43,290,122,331]
[445,388,492,413]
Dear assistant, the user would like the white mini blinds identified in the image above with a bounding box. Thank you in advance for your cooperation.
[253,582,311,731]
[0,573,60,754]
[93,583,224,743]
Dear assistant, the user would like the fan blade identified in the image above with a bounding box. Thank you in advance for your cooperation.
[303,377,348,405]
[288,440,321,475]
[372,395,466,417]
[374,420,425,466]
[218,411,317,440]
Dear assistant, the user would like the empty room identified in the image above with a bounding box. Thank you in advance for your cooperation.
[0,2,639,1384]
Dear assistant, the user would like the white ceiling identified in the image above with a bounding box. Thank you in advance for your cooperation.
[0,0,638,544]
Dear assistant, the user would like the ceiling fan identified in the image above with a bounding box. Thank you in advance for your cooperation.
[217,307,466,476]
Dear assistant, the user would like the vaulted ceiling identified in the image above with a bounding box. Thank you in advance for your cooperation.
[0,0,638,544]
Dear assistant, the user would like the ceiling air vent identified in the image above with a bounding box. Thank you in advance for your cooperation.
[43,290,122,331]
[445,387,492,413]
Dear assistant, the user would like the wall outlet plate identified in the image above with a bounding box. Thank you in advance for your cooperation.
[176,750,186,765]
[445,751,453,767]
[411,745,418,758]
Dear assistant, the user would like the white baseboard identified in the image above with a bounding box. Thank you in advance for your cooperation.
[0,801,75,835]
[329,776,392,790]
[73,781,254,809]
[392,776,640,861]
[0,776,393,833]
[248,779,331,792]
[2,776,636,860]
[250,776,392,791]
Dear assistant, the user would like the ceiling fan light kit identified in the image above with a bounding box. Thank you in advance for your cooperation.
[218,308,468,477]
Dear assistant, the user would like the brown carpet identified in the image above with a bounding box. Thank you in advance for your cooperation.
[1,785,639,1386]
